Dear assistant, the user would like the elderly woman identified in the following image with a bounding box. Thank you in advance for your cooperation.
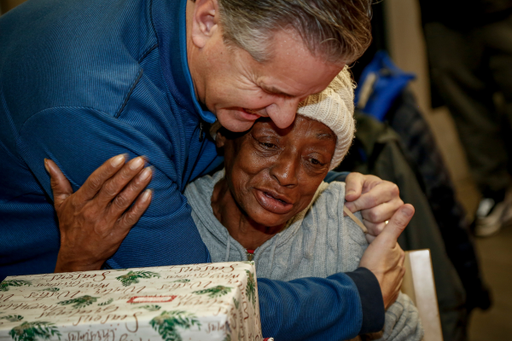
[186,70,423,340]
[47,69,423,340]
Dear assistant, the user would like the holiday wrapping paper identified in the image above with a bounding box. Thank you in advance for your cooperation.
[0,262,264,341]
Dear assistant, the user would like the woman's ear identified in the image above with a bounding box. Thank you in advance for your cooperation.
[216,129,227,149]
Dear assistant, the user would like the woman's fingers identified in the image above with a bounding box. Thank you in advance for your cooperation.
[45,159,74,210]
[109,166,153,215]
[95,156,146,206]
[76,154,127,201]
[117,188,153,230]
[49,155,154,273]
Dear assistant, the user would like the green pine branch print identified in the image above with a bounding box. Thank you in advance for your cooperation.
[135,304,161,311]
[97,298,114,306]
[0,315,24,322]
[0,279,32,292]
[193,285,232,298]
[245,270,256,307]
[40,288,59,293]
[116,270,161,286]
[150,310,201,341]
[57,295,99,309]
[9,321,61,341]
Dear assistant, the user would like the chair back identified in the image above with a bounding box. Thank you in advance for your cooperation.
[401,249,443,341]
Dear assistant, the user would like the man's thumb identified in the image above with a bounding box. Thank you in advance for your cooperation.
[45,159,73,208]
[382,204,415,241]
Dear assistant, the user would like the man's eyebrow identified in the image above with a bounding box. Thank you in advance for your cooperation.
[260,84,295,98]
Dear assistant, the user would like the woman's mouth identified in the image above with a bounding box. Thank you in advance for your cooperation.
[254,189,293,214]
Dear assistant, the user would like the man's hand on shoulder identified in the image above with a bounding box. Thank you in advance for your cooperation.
[359,204,414,309]
[344,172,404,240]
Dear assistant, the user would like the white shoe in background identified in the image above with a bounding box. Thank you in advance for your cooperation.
[474,189,512,237]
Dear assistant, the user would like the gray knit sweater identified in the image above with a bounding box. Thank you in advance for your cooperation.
[185,170,423,340]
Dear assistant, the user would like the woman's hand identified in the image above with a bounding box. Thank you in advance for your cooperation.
[344,172,404,241]
[45,155,153,273]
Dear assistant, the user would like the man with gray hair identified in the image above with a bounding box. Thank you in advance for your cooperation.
[0,0,407,339]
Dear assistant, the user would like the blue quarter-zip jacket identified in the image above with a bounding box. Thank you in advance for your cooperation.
[0,0,384,339]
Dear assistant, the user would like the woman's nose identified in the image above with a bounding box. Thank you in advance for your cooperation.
[270,152,299,188]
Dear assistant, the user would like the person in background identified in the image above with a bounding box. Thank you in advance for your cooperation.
[420,0,512,237]
[1,0,405,339]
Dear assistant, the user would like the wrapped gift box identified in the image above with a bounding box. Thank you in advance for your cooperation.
[0,262,263,341]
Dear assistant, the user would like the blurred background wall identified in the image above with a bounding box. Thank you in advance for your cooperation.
[385,0,481,218]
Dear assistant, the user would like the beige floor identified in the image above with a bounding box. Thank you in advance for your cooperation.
[469,225,512,340]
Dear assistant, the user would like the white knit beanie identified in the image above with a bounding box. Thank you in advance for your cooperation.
[297,67,356,170]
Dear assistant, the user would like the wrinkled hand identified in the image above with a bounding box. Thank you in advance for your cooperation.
[359,204,414,309]
[344,172,403,240]
[45,155,153,273]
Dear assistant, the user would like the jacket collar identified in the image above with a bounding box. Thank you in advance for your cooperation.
[152,0,217,123]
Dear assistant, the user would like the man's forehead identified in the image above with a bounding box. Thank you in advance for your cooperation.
[250,30,345,98]
[257,72,337,99]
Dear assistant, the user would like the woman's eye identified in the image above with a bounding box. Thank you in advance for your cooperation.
[260,142,276,149]
[309,158,325,167]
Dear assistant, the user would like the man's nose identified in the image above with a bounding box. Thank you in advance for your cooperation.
[265,97,302,129]
[270,151,299,188]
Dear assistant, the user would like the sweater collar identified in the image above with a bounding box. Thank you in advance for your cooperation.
[151,0,216,124]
